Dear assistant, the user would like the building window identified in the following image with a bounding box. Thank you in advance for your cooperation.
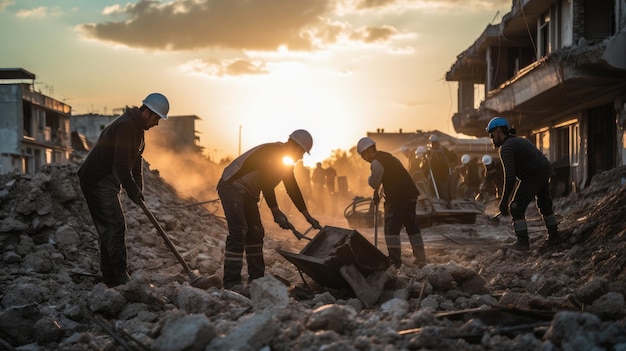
[552,119,580,167]
[535,128,551,161]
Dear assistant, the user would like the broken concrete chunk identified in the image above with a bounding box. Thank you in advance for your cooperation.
[306,304,357,334]
[152,312,216,351]
[250,274,289,312]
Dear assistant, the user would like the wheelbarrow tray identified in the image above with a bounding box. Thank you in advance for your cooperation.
[277,226,390,290]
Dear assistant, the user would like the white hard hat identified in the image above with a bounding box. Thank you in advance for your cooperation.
[357,137,376,154]
[142,93,169,120]
[428,134,438,142]
[289,129,313,154]
[415,146,426,156]
[482,155,492,165]
[461,154,471,165]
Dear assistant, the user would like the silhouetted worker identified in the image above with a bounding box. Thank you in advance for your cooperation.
[217,129,323,294]
[311,162,326,213]
[325,163,338,215]
[478,155,504,200]
[425,135,456,203]
[458,154,481,198]
[357,137,427,268]
[487,117,560,251]
[78,93,169,287]
[294,160,311,200]
[401,146,419,177]
[413,146,429,184]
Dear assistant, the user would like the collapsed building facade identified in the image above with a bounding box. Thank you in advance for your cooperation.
[446,0,626,194]
[0,68,72,175]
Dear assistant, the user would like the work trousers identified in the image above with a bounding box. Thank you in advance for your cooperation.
[217,180,265,288]
[384,200,424,265]
[79,175,128,273]
[509,177,555,221]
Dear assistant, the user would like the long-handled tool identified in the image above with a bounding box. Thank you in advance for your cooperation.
[138,200,211,289]
[373,198,379,248]
[288,223,313,241]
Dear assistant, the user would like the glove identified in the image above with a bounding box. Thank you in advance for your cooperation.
[271,208,291,229]
[498,200,509,217]
[131,190,144,205]
[303,212,322,230]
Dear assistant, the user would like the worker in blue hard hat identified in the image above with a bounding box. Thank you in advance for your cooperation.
[487,117,561,251]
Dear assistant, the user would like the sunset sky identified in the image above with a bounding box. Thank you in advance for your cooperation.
[0,0,510,165]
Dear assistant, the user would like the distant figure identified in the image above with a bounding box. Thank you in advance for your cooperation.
[294,160,311,200]
[78,93,169,287]
[356,137,427,268]
[478,155,504,200]
[487,117,561,251]
[325,163,337,195]
[458,154,481,198]
[217,130,322,294]
[311,162,326,213]
[401,146,420,181]
[325,163,338,215]
[425,135,456,203]
[413,146,428,183]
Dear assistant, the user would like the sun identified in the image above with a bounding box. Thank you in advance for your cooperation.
[283,156,295,166]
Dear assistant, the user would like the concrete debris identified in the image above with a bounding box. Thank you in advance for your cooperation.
[0,161,626,350]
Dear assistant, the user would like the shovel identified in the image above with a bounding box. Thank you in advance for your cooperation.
[373,199,379,248]
[288,223,313,241]
[138,199,211,289]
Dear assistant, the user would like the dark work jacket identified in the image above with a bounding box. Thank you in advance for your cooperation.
[374,151,419,204]
[77,108,144,200]
[499,135,555,203]
[220,142,308,212]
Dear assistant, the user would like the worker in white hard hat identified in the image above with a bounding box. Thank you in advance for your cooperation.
[78,93,170,287]
[217,129,322,295]
[425,134,456,204]
[356,137,427,268]
[478,155,504,201]
[457,154,481,198]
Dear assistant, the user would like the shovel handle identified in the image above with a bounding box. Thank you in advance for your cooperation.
[138,200,194,275]
[288,223,312,241]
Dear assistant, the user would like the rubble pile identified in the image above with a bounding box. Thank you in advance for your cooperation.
[0,162,625,350]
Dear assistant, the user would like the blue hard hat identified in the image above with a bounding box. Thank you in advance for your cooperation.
[486,117,510,133]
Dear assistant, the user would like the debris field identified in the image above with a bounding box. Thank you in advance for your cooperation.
[1,161,625,350]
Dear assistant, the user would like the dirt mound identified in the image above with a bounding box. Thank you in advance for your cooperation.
[1,162,625,350]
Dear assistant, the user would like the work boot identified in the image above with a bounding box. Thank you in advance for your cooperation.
[101,269,115,287]
[388,256,402,269]
[113,267,130,286]
[409,233,427,268]
[225,284,251,298]
[500,235,530,251]
[539,228,561,253]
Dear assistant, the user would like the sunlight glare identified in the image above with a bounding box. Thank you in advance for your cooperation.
[283,156,295,166]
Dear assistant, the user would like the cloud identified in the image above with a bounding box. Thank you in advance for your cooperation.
[0,0,14,12]
[351,25,397,43]
[78,0,339,51]
[16,6,48,18]
[179,58,269,77]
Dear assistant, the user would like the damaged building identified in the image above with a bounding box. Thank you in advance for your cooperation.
[446,0,626,195]
[0,68,72,175]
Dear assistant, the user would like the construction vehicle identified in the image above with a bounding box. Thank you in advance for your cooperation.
[412,168,483,228]
[343,196,383,229]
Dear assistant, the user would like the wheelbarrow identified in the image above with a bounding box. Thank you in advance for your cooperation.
[276,226,390,291]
